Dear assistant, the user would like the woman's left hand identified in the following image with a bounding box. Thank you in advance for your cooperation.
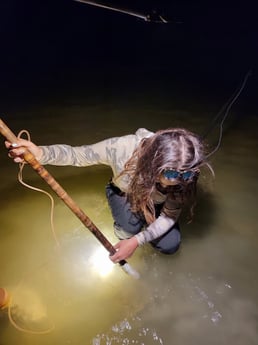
[109,237,138,263]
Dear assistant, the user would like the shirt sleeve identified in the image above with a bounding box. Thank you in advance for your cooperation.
[39,141,108,166]
[134,192,183,246]
[134,214,175,245]
[39,135,135,168]
[38,128,154,169]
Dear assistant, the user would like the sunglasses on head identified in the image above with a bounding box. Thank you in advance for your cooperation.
[162,169,199,181]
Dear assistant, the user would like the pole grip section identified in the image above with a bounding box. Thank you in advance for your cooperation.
[0,119,19,143]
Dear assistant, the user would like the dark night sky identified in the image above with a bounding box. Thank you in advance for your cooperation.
[0,0,257,110]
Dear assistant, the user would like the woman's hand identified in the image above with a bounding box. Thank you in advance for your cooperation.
[110,236,138,263]
[5,139,43,163]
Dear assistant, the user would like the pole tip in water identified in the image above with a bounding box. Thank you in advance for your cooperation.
[121,263,140,279]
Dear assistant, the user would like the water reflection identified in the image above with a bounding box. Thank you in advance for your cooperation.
[0,103,257,344]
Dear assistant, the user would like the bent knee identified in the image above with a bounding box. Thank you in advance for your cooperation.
[151,229,181,254]
[158,242,181,255]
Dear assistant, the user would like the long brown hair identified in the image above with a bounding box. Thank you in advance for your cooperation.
[119,128,210,224]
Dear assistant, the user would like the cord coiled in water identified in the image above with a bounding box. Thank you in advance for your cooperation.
[7,296,55,335]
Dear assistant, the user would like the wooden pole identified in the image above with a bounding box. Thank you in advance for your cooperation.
[0,119,139,279]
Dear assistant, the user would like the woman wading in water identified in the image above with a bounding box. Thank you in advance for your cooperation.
[6,127,211,263]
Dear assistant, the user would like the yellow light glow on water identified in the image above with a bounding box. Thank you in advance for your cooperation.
[89,247,115,277]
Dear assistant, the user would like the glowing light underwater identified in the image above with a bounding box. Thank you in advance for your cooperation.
[89,247,115,277]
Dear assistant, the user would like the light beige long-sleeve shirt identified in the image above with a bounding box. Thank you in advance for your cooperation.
[39,128,182,245]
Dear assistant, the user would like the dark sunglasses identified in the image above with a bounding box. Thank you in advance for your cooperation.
[163,169,199,181]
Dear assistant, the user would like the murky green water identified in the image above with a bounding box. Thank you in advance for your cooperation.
[0,93,257,345]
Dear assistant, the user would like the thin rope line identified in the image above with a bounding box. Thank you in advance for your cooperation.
[7,296,55,335]
[205,70,252,159]
[17,130,60,247]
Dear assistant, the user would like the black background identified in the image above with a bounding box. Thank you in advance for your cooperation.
[0,0,257,111]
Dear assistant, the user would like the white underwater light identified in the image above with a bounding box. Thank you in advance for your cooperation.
[89,247,114,277]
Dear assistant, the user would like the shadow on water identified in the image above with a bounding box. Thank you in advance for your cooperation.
[180,184,218,240]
